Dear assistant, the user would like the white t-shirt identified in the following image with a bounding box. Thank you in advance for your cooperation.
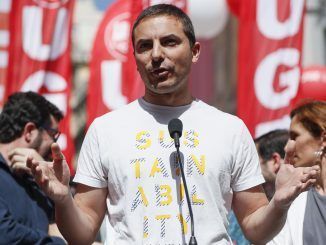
[267,192,307,245]
[74,98,264,245]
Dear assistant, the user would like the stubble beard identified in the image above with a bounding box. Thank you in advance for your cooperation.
[29,132,51,161]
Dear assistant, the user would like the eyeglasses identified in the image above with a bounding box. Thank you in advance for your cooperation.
[39,125,61,142]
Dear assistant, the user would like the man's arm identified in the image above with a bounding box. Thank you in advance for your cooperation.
[48,223,66,242]
[0,198,65,244]
[232,186,285,244]
[27,143,108,244]
[55,184,107,244]
[9,147,69,242]
[233,162,320,244]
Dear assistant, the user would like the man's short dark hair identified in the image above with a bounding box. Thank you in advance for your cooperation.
[255,129,289,161]
[0,91,63,143]
[132,4,196,48]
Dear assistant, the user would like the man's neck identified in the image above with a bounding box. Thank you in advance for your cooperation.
[0,140,23,166]
[262,182,275,201]
[0,143,13,165]
[143,90,194,107]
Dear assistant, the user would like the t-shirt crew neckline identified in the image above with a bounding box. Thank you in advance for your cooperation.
[138,97,200,113]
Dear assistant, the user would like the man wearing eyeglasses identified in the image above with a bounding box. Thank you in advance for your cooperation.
[0,91,65,244]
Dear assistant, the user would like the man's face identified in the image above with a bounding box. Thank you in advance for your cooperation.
[30,116,60,161]
[259,156,277,183]
[133,15,199,96]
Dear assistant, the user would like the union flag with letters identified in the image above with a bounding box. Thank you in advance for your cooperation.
[6,0,75,172]
[228,0,305,137]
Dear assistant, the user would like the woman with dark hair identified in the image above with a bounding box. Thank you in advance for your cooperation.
[269,100,325,245]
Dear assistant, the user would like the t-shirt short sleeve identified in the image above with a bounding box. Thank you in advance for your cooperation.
[230,121,265,192]
[73,120,107,188]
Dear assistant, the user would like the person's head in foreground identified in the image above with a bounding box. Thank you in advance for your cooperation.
[0,91,63,161]
[255,129,289,200]
[132,4,200,104]
[286,100,325,168]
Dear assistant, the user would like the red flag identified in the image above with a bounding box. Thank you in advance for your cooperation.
[120,0,145,107]
[228,0,305,137]
[295,66,326,102]
[6,0,75,173]
[87,0,144,127]
[0,0,11,109]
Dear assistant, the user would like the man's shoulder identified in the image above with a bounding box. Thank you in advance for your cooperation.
[0,165,28,207]
[0,158,16,187]
[194,100,244,128]
[93,99,142,124]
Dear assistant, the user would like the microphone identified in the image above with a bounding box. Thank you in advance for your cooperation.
[168,118,182,148]
[168,119,197,245]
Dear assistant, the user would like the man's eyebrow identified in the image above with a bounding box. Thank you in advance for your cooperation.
[136,38,151,43]
[161,34,181,39]
[136,34,181,42]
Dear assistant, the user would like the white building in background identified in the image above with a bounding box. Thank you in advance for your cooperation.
[72,0,107,63]
[303,0,326,66]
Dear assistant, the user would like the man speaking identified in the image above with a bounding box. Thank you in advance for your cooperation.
[28,4,320,244]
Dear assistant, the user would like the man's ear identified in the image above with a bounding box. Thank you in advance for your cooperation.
[191,42,201,63]
[22,122,37,143]
[272,152,282,173]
